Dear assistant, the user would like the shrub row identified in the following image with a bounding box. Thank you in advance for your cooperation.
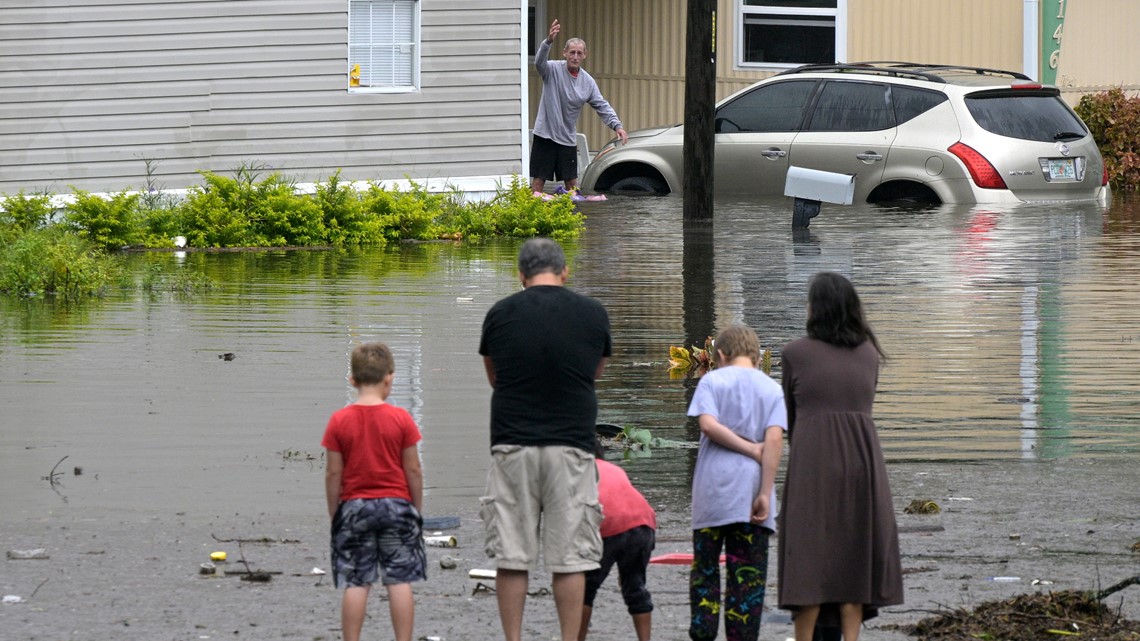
[0,169,584,298]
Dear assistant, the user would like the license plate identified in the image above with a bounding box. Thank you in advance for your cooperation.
[1046,158,1076,181]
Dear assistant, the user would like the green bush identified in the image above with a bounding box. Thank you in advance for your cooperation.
[65,189,143,251]
[484,177,583,239]
[361,182,442,242]
[0,228,117,298]
[1,190,55,233]
[315,170,383,246]
[177,170,259,247]
[1075,88,1140,191]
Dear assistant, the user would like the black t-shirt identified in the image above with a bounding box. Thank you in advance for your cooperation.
[479,285,612,452]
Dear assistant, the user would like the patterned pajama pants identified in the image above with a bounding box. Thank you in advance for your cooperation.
[689,523,771,641]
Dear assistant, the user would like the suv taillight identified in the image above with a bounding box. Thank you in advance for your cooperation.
[948,142,1007,189]
[1103,165,1110,186]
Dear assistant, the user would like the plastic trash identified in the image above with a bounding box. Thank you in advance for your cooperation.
[424,535,457,548]
[210,551,227,562]
[3,595,25,604]
[310,567,326,575]
[6,549,48,560]
[469,568,497,580]
[989,576,1021,582]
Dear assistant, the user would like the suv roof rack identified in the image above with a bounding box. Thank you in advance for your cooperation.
[776,61,1032,83]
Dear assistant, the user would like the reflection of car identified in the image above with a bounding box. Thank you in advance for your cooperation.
[581,62,1110,205]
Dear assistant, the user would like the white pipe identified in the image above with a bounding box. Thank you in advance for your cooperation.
[1023,0,1039,80]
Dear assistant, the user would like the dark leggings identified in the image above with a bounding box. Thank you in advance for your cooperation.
[689,523,771,641]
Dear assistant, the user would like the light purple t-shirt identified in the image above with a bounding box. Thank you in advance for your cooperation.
[687,365,787,531]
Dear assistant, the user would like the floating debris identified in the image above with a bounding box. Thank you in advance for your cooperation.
[904,499,941,515]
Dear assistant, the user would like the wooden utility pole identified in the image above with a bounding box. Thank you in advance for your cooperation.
[683,0,717,221]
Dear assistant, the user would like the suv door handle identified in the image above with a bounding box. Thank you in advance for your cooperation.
[760,148,787,159]
[856,151,883,162]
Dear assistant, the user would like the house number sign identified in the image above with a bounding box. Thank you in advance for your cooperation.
[1040,0,1067,84]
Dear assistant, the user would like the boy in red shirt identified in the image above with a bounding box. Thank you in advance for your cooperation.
[322,343,425,641]
[579,439,657,641]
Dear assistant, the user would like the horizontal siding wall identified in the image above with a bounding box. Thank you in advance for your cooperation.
[0,0,524,193]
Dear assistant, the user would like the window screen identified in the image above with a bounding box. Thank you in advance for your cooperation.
[349,0,419,90]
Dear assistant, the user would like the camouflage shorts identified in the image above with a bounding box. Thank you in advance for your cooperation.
[331,498,426,588]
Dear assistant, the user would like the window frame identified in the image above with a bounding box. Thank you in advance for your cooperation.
[733,0,848,71]
[347,0,421,94]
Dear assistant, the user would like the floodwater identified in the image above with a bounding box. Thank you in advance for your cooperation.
[2,195,1139,525]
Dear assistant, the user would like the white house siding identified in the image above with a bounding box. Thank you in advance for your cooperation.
[0,0,524,195]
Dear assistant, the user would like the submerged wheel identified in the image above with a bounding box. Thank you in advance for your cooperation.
[610,176,668,195]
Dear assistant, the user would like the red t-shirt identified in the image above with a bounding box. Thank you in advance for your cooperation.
[597,459,656,537]
[321,403,422,502]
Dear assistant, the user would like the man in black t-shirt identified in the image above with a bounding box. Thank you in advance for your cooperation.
[479,237,612,641]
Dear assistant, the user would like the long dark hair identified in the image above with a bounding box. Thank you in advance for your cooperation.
[805,272,885,358]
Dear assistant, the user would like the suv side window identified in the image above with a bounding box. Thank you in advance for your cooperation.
[806,81,893,132]
[715,80,817,133]
[891,86,949,125]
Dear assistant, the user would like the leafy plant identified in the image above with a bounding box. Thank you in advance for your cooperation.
[1075,88,1140,191]
[667,336,773,379]
[605,424,693,460]
[1,190,55,233]
[0,228,117,299]
[64,189,143,251]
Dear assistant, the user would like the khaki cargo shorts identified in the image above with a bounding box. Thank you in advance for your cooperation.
[480,444,603,573]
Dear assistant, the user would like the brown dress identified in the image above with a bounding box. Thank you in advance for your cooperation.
[777,337,903,620]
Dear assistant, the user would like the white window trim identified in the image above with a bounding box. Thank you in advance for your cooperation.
[528,0,547,63]
[348,0,422,94]
[733,0,847,71]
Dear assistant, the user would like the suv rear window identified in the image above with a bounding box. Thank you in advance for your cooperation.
[964,90,1087,142]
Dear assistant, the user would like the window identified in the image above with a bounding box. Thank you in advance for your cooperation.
[737,0,846,68]
[348,0,420,92]
[891,86,949,125]
[965,90,1087,142]
[528,0,546,60]
[805,81,892,132]
[715,80,817,132]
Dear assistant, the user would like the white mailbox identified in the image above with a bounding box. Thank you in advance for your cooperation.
[783,166,855,205]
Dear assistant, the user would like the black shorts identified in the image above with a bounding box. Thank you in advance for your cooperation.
[584,525,655,614]
[530,135,578,183]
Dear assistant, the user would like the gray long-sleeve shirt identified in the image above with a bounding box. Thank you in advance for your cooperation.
[532,39,623,147]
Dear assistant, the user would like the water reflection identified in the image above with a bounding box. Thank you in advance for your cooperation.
[2,196,1139,520]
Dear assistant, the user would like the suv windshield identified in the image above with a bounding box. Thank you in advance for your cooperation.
[964,91,1087,142]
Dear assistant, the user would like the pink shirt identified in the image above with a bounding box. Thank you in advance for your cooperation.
[597,459,656,537]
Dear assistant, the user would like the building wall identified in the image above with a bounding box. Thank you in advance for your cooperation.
[1057,0,1140,102]
[0,0,524,194]
[537,0,1138,150]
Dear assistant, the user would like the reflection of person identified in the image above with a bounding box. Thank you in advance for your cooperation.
[322,343,425,641]
[686,325,786,641]
[579,439,656,641]
[778,272,904,641]
[479,237,613,641]
[532,19,628,195]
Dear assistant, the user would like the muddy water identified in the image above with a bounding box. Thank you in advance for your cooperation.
[2,196,1139,525]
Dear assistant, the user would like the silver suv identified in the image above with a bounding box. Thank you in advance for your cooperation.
[581,62,1110,205]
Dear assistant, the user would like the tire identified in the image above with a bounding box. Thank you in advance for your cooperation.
[610,175,668,195]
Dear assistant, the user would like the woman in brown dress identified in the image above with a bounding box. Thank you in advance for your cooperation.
[777,272,903,641]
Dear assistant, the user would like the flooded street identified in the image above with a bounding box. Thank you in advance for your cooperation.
[2,195,1140,523]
